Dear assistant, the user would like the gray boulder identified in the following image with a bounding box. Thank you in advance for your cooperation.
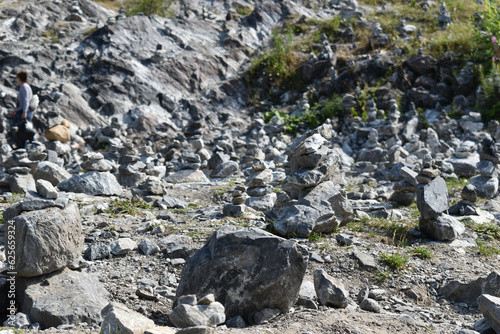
[313,269,349,308]
[9,203,83,277]
[174,226,308,324]
[419,214,465,241]
[417,176,448,219]
[274,181,353,238]
[58,171,122,196]
[34,161,72,186]
[477,294,500,333]
[17,268,109,329]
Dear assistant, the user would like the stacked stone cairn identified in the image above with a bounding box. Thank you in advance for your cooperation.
[471,138,499,199]
[417,155,465,241]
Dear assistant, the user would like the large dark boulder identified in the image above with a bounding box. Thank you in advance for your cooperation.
[174,226,308,324]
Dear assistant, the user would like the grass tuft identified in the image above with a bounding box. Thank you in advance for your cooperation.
[410,245,433,259]
[380,252,409,271]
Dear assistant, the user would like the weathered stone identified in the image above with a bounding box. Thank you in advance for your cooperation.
[84,243,111,261]
[34,161,72,186]
[477,294,500,333]
[9,203,82,277]
[36,179,58,199]
[359,298,381,313]
[110,238,137,255]
[18,268,109,329]
[274,181,353,238]
[174,226,308,323]
[419,214,465,241]
[471,175,499,199]
[139,238,160,255]
[100,302,155,334]
[170,302,225,328]
[313,269,349,308]
[210,161,239,178]
[417,176,448,219]
[58,172,122,196]
[253,308,280,324]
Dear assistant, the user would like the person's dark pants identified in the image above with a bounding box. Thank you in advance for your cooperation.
[16,109,33,149]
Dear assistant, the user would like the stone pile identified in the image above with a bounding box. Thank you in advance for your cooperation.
[272,131,353,237]
[470,138,499,199]
[244,160,276,211]
[170,293,225,331]
[416,156,465,241]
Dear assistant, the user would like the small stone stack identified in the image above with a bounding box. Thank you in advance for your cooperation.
[244,161,276,211]
[80,152,114,172]
[170,294,225,331]
[449,184,479,216]
[471,138,499,199]
[437,2,452,29]
[370,22,390,49]
[390,166,418,206]
[117,142,147,188]
[273,132,353,237]
[358,128,385,164]
[223,185,247,217]
[417,155,465,241]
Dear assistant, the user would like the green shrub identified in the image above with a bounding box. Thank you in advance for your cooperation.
[263,96,342,134]
[250,28,300,89]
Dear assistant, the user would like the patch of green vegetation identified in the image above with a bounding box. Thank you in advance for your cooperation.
[307,232,324,242]
[464,220,500,239]
[446,177,469,196]
[263,96,342,134]
[428,22,476,59]
[473,239,500,257]
[213,178,237,200]
[125,0,177,17]
[249,27,302,94]
[235,6,253,16]
[375,269,394,283]
[95,0,123,11]
[0,193,25,204]
[410,245,433,259]
[0,327,25,334]
[380,252,409,271]
[42,28,59,44]
[105,199,154,217]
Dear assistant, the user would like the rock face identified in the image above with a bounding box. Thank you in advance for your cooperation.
[17,268,109,329]
[8,203,83,277]
[100,302,155,334]
[174,226,308,323]
[274,181,353,237]
[58,171,122,196]
[477,294,500,333]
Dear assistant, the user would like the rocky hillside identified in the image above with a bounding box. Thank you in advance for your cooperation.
[0,0,500,333]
